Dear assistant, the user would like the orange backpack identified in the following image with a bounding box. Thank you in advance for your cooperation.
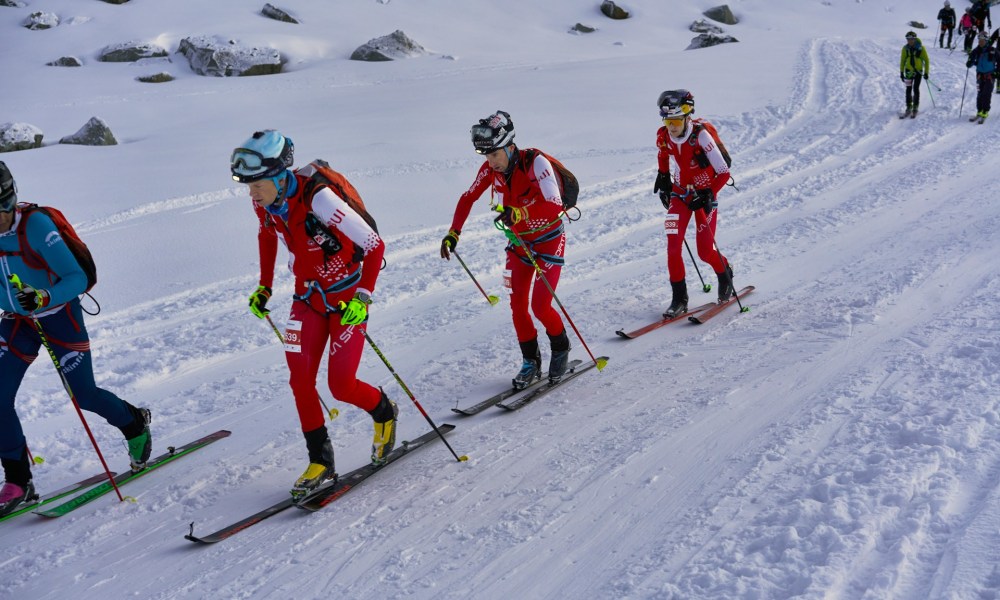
[8,203,97,293]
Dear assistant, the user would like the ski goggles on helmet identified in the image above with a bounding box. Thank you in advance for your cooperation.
[231,148,283,183]
[0,174,15,213]
[659,103,693,119]
[471,124,501,154]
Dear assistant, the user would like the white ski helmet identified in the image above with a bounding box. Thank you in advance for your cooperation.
[471,110,515,155]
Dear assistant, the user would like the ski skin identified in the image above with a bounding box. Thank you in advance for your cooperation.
[35,430,231,518]
[615,302,718,339]
[184,425,455,544]
[687,286,755,325]
[0,472,114,523]
[497,357,609,411]
[451,360,584,415]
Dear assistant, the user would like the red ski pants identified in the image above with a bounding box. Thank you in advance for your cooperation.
[283,301,380,432]
[664,202,727,283]
[504,235,565,343]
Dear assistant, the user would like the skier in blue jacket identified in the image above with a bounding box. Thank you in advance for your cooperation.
[0,161,151,516]
[967,31,1000,122]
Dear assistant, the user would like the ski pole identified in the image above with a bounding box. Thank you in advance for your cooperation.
[701,225,749,314]
[499,222,608,372]
[451,249,500,306]
[343,313,468,463]
[263,314,340,421]
[8,274,126,502]
[925,77,943,92]
[683,239,712,293]
[676,189,749,314]
[960,67,970,117]
[924,77,937,108]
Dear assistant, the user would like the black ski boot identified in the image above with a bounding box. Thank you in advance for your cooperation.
[513,338,542,390]
[547,329,571,384]
[716,264,735,302]
[292,426,335,499]
[663,280,689,318]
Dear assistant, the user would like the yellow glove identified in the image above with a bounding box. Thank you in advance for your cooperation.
[339,291,371,325]
[248,285,272,319]
[494,205,527,227]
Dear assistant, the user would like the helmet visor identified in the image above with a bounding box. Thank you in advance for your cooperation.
[659,103,693,119]
[0,182,15,213]
[231,148,276,182]
[471,124,499,154]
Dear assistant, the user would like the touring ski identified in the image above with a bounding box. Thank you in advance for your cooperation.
[35,430,231,518]
[452,361,583,415]
[0,472,114,523]
[185,425,455,544]
[687,286,755,325]
[296,425,455,511]
[615,302,717,339]
[496,357,609,411]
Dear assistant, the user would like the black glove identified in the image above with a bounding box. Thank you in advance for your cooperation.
[653,171,671,195]
[900,71,906,82]
[654,171,672,210]
[687,188,716,214]
[16,284,50,313]
[440,229,460,260]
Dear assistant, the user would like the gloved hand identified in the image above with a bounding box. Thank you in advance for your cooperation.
[900,71,906,82]
[653,171,672,210]
[924,71,929,79]
[660,192,673,211]
[339,291,371,326]
[440,229,460,260]
[687,188,716,213]
[15,284,50,313]
[494,205,526,227]
[248,285,272,319]
[653,171,671,195]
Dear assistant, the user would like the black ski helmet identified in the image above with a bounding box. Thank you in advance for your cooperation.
[658,90,695,119]
[0,161,17,213]
[471,110,515,155]
[905,31,918,40]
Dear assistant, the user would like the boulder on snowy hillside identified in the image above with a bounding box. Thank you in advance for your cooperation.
[687,33,739,50]
[177,36,283,76]
[47,56,84,67]
[690,19,724,34]
[262,3,299,24]
[350,30,427,61]
[98,41,169,63]
[0,0,27,7]
[59,117,118,146]
[24,11,58,30]
[0,123,44,153]
[704,5,738,25]
[600,1,630,20]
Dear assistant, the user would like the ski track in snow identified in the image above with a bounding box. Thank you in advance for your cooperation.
[3,37,1000,600]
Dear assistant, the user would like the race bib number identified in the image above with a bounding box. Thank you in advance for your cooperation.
[664,213,680,236]
[284,320,302,353]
